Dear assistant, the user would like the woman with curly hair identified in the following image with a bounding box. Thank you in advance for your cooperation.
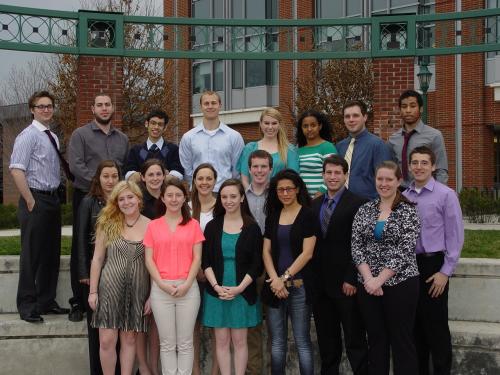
[295,110,337,197]
[89,181,151,375]
[238,107,299,189]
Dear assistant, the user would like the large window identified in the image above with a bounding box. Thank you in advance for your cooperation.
[191,0,278,103]
[487,0,500,59]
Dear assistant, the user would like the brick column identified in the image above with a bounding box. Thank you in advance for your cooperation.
[76,56,124,128]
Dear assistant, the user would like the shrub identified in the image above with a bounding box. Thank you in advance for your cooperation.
[0,203,73,229]
[459,188,500,224]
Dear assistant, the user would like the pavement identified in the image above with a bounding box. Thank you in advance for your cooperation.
[0,222,498,237]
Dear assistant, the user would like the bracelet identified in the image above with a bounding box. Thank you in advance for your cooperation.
[89,292,97,295]
[212,283,219,289]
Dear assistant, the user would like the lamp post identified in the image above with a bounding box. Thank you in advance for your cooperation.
[417,60,433,124]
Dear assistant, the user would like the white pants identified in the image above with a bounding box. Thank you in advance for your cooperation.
[150,280,200,375]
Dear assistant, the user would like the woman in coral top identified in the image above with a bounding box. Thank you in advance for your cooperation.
[144,178,205,375]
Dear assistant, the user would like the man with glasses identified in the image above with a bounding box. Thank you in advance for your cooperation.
[10,91,70,323]
[67,93,129,321]
[124,109,184,181]
[403,146,463,375]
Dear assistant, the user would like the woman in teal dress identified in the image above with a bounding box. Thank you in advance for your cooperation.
[296,110,337,197]
[202,179,263,375]
[238,107,299,189]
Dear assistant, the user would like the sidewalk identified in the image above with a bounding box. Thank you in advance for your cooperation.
[0,223,499,237]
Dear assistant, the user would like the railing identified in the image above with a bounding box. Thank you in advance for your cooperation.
[0,5,499,59]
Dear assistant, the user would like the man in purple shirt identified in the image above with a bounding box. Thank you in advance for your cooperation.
[403,146,464,375]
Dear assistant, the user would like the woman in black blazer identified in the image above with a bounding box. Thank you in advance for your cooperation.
[202,179,263,375]
[262,169,316,375]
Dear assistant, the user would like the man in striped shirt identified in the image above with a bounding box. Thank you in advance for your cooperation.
[10,91,69,323]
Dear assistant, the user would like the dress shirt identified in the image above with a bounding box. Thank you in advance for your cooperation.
[69,122,129,191]
[246,184,268,234]
[403,178,464,276]
[388,120,448,187]
[336,129,392,200]
[319,186,345,223]
[179,122,244,192]
[9,120,61,190]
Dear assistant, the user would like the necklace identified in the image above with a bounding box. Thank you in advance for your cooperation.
[125,215,141,228]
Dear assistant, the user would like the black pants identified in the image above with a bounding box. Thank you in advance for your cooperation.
[358,276,419,375]
[69,187,88,309]
[313,293,368,375]
[17,192,61,317]
[415,254,452,375]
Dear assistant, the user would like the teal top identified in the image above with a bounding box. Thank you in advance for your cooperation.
[374,220,386,241]
[202,232,261,328]
[298,141,337,196]
[237,141,300,179]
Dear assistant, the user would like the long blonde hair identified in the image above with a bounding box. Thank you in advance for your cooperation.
[260,107,289,165]
[96,180,143,245]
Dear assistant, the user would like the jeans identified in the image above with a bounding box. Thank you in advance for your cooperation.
[267,286,314,375]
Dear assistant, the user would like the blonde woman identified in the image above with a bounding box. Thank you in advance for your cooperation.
[238,107,299,190]
[89,181,151,375]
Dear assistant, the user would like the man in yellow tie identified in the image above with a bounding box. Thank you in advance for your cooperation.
[336,100,392,199]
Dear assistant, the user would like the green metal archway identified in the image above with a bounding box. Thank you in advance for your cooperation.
[0,4,499,60]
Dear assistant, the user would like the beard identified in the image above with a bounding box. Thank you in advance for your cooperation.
[94,112,113,125]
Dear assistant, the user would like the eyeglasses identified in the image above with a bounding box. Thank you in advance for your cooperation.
[410,160,431,167]
[33,104,54,111]
[148,120,165,127]
[277,187,297,195]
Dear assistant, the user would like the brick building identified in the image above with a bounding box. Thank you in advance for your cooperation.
[164,0,500,191]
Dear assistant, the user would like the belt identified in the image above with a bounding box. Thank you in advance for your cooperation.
[416,251,444,258]
[30,188,59,196]
[284,279,304,288]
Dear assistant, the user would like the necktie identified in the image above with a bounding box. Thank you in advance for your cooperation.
[401,130,416,181]
[320,198,335,237]
[44,130,74,182]
[344,137,356,188]
[150,144,159,153]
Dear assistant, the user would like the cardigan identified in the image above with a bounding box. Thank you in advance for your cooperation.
[351,198,420,286]
[262,206,316,307]
[202,216,263,305]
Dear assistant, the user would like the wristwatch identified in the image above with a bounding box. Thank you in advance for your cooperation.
[280,269,292,282]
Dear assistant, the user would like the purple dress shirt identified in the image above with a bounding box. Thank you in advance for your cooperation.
[403,177,464,276]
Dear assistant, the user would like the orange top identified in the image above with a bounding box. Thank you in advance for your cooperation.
[143,217,205,280]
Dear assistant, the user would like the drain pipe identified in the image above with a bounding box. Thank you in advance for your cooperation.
[455,0,462,191]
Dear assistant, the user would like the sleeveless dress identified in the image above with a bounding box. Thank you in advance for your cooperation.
[202,232,261,328]
[91,237,150,332]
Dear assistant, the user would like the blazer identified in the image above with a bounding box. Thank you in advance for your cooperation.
[202,216,263,305]
[311,189,368,299]
[261,206,316,308]
[77,195,105,280]
[124,140,184,176]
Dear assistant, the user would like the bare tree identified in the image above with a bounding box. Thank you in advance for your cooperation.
[294,58,374,142]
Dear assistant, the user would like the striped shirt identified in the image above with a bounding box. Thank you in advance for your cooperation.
[298,141,337,196]
[9,120,61,190]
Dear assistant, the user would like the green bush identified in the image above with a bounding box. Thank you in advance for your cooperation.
[0,203,73,229]
[459,188,500,223]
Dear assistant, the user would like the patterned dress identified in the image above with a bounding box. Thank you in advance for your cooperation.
[92,237,150,332]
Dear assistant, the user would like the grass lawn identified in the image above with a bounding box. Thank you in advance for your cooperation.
[0,230,498,258]
[0,236,72,256]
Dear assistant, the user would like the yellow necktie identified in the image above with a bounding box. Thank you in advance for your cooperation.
[344,137,355,188]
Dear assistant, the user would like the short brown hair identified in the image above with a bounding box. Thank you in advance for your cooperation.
[342,100,368,116]
[28,91,55,109]
[409,146,436,166]
[199,91,221,105]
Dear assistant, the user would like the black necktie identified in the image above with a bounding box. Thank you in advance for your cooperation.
[44,130,74,182]
[150,144,159,153]
[320,198,334,237]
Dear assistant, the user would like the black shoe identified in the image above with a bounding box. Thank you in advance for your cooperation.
[42,304,70,315]
[68,305,84,322]
[21,313,44,323]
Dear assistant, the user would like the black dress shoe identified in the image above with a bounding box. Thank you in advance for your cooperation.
[42,305,70,315]
[22,314,44,323]
[68,305,84,322]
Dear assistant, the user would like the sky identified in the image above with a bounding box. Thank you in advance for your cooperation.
[0,0,161,87]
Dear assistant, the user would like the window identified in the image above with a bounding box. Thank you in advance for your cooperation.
[487,0,500,59]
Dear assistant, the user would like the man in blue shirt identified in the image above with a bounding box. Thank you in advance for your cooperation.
[336,100,392,199]
[179,91,244,192]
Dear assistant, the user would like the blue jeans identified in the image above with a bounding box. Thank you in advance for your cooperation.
[267,286,314,375]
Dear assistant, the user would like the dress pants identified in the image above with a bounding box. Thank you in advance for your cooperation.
[313,292,368,375]
[358,276,419,375]
[415,253,452,375]
[69,187,88,309]
[17,191,61,317]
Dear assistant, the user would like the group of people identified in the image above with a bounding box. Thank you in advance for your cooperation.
[9,88,464,375]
